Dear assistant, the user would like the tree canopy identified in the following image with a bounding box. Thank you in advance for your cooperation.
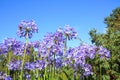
[89,7,120,80]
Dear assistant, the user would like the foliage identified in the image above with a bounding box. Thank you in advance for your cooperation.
[89,7,120,80]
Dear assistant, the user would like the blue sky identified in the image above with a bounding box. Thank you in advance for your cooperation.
[0,0,120,47]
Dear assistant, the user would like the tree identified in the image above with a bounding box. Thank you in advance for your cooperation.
[89,7,120,80]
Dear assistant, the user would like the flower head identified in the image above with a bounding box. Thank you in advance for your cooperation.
[64,25,78,40]
[98,46,110,59]
[17,20,38,39]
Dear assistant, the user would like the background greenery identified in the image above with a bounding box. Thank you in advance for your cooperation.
[89,7,120,80]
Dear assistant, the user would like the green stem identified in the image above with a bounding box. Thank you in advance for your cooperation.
[100,64,101,80]
[64,36,67,55]
[6,49,12,77]
[14,71,16,80]
[99,59,102,80]
[44,68,46,80]
[34,52,36,62]
[20,33,29,80]
[37,69,40,80]
[8,51,11,75]
[51,64,53,80]
[53,53,55,78]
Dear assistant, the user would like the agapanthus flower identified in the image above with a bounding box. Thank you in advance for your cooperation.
[29,62,35,70]
[64,25,78,40]
[0,72,6,80]
[0,38,17,54]
[83,64,93,76]
[66,46,86,67]
[0,43,8,55]
[24,62,35,70]
[98,46,110,59]
[78,43,97,59]
[38,32,64,59]
[55,57,63,68]
[0,72,12,80]
[5,76,12,80]
[57,25,78,40]
[64,43,110,77]
[17,20,38,39]
[24,62,32,70]
[0,38,24,56]
[24,74,31,80]
[35,60,46,70]
[38,26,78,63]
[31,41,40,49]
[8,60,22,70]
[25,43,33,55]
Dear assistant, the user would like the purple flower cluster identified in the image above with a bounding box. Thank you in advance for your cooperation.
[57,25,78,40]
[17,20,38,39]
[0,38,110,75]
[0,23,111,80]
[98,46,110,59]
[64,43,110,76]
[0,38,24,56]
[24,60,46,71]
[8,60,22,70]
[0,72,12,80]
[8,60,46,71]
[38,25,78,57]
[64,25,78,40]
[0,38,39,56]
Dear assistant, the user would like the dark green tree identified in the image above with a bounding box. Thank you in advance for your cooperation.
[89,7,120,80]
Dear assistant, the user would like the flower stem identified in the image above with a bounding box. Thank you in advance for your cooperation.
[20,33,29,80]
[53,53,56,79]
[64,36,67,55]
[36,69,40,80]
[7,51,11,75]
[100,64,101,80]
[50,64,53,80]
[44,68,46,80]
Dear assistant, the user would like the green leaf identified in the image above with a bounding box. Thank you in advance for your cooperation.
[102,75,110,80]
